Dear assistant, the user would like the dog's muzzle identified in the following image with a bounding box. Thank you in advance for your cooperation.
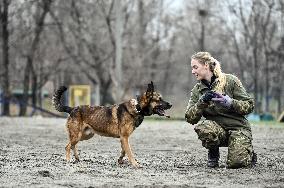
[153,102,172,117]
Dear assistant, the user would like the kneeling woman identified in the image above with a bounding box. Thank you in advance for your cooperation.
[185,52,257,168]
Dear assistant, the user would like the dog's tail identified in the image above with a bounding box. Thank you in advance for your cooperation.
[52,86,73,114]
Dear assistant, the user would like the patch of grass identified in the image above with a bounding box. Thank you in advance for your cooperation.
[145,116,184,121]
[250,121,284,126]
[144,117,284,126]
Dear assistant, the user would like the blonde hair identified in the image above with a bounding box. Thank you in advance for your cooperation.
[191,52,226,93]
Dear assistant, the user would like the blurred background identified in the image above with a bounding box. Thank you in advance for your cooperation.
[0,0,283,120]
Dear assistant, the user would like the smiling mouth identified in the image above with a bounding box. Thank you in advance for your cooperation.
[154,105,170,118]
[156,108,165,116]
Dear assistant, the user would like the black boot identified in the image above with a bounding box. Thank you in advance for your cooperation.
[207,147,220,168]
[251,151,257,167]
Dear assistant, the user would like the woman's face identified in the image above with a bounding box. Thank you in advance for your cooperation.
[191,58,211,81]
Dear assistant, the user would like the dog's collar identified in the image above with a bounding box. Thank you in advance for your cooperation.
[133,115,144,128]
[136,104,147,116]
[136,94,154,116]
[137,106,153,116]
[136,104,142,113]
[126,104,143,128]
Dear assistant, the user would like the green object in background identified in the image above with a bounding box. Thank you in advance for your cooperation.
[260,113,274,121]
[247,113,260,121]
[248,113,275,122]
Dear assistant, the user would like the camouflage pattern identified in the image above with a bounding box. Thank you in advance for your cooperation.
[185,74,254,134]
[194,120,253,168]
[227,130,253,168]
[194,120,228,149]
[185,74,255,168]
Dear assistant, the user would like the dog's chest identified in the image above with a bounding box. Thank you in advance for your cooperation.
[133,115,144,128]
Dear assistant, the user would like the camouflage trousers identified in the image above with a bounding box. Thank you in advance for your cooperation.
[194,120,253,168]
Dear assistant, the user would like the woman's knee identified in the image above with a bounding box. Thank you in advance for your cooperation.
[227,130,253,168]
[194,120,226,149]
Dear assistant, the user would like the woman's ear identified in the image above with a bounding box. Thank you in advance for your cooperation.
[204,62,210,70]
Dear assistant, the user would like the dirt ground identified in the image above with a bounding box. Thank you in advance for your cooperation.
[0,117,283,187]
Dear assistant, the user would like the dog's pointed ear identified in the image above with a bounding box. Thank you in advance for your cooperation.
[146,81,154,94]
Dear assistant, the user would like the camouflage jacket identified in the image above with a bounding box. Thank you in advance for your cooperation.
[185,74,254,132]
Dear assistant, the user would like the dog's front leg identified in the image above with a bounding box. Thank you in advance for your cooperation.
[120,136,140,168]
[118,146,125,164]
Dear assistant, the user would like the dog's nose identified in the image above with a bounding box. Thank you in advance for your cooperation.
[167,103,172,108]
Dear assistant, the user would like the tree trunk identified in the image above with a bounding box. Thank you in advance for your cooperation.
[114,0,123,101]
[276,36,284,116]
[150,1,163,82]
[31,72,37,107]
[199,9,207,51]
[264,53,269,113]
[253,47,259,113]
[1,0,10,116]
[200,22,205,51]
[162,36,176,95]
[252,12,260,114]
[101,78,114,105]
[232,32,245,82]
[19,57,32,116]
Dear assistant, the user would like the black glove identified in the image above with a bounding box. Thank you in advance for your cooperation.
[200,91,217,103]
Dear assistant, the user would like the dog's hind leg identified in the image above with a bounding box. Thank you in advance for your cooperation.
[65,118,82,162]
[120,136,140,168]
[65,142,72,162]
[72,143,80,162]
[65,140,80,162]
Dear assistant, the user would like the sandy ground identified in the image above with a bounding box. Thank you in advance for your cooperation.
[0,117,283,188]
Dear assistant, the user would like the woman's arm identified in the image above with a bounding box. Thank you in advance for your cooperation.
[185,86,208,125]
[231,76,254,115]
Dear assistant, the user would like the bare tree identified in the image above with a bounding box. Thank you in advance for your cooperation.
[260,0,277,113]
[50,0,116,104]
[19,0,53,116]
[271,0,284,116]
[1,0,281,117]
[224,0,283,114]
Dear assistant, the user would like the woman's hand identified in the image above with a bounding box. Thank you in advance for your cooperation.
[200,91,217,103]
[211,93,232,108]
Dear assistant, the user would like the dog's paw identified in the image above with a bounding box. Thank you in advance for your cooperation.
[132,161,142,169]
[72,159,80,164]
[133,164,142,169]
[118,158,125,164]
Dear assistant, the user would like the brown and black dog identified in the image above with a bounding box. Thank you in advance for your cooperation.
[52,82,172,168]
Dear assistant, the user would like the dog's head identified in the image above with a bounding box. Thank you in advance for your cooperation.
[136,81,172,117]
